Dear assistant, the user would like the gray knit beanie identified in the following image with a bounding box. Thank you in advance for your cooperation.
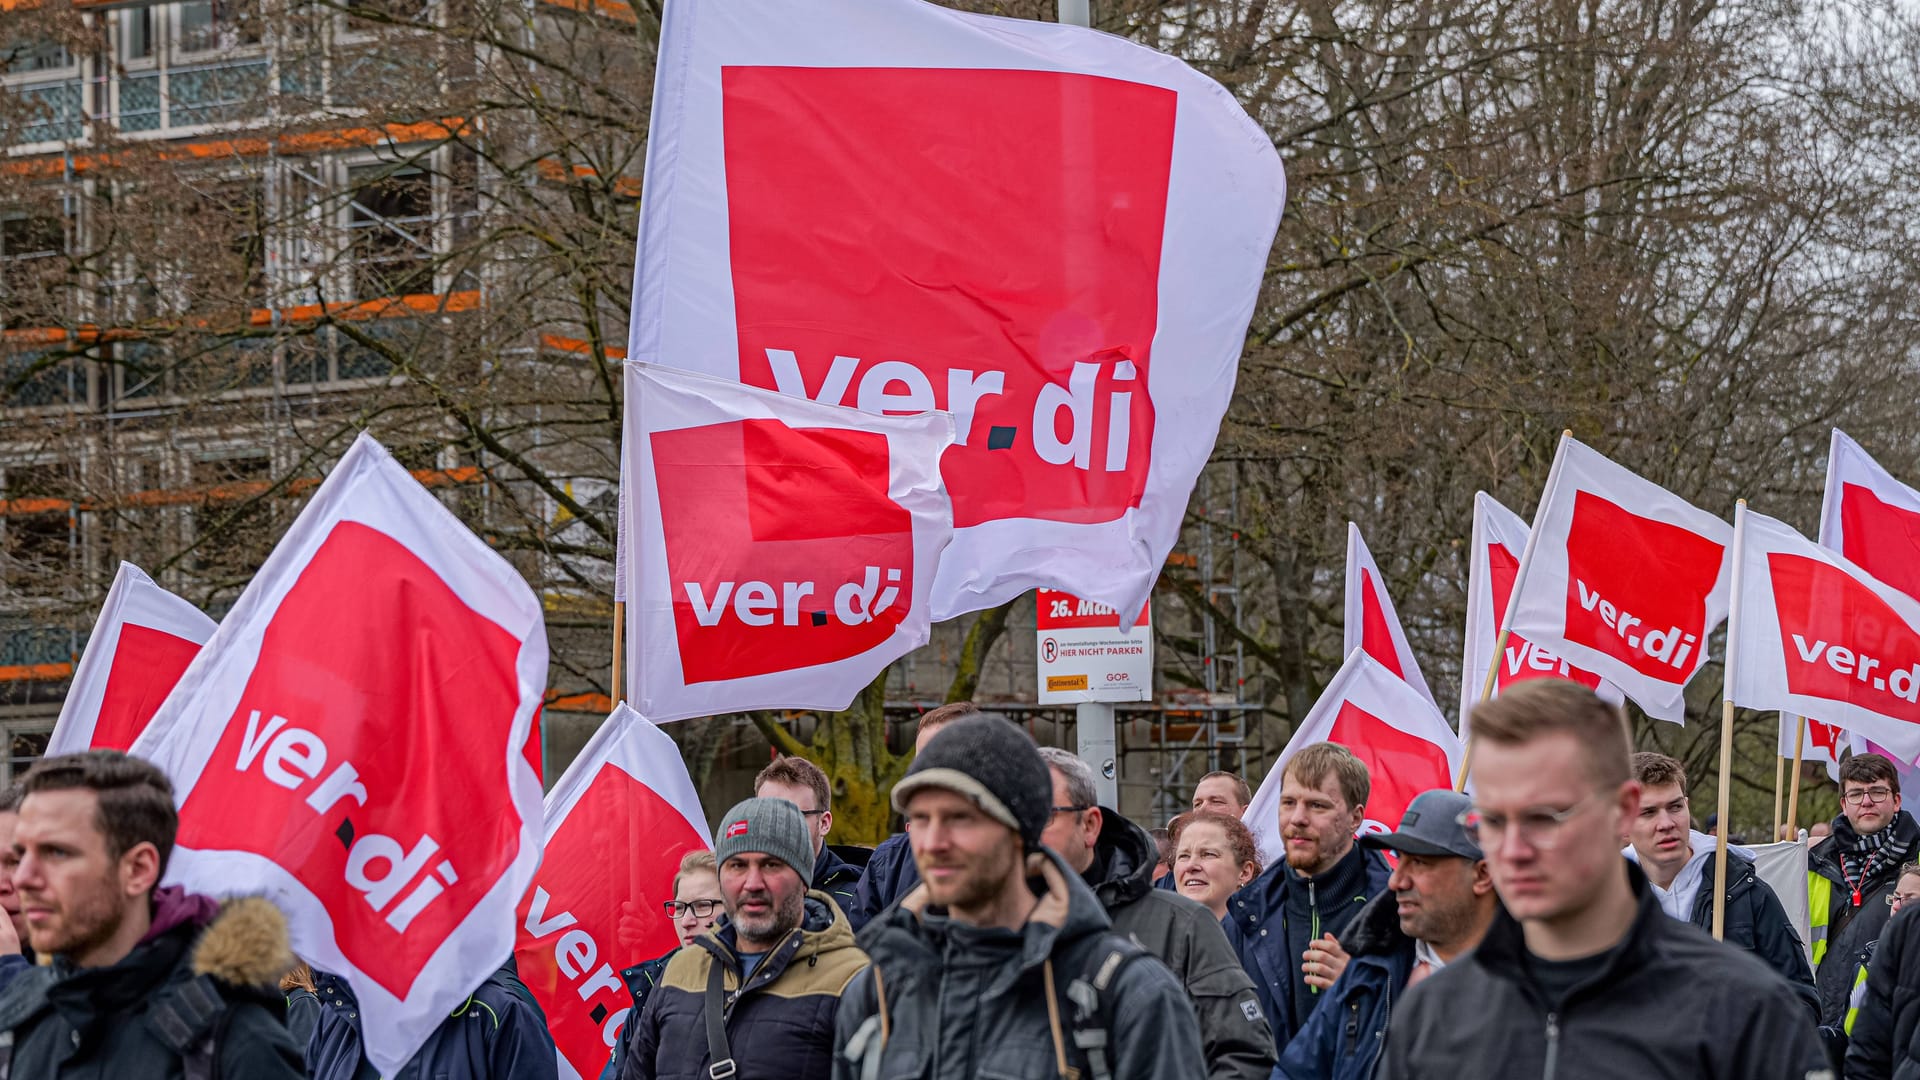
[890,715,1051,849]
[713,797,814,881]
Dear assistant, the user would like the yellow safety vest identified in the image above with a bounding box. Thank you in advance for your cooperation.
[1847,962,1870,1035]
[1809,870,1832,968]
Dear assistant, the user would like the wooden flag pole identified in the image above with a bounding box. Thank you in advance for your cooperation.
[1786,713,1807,838]
[1456,625,1511,790]
[1773,753,1786,841]
[611,600,626,705]
[1713,499,1749,942]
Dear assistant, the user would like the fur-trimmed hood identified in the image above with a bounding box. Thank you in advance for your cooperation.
[189,895,296,990]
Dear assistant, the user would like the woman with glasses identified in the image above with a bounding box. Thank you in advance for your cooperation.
[1842,862,1920,1077]
[600,851,724,1080]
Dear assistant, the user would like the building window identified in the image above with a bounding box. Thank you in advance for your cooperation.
[0,464,74,589]
[3,725,53,784]
[346,164,436,300]
[0,213,64,328]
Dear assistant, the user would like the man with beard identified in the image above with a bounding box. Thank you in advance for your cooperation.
[1224,742,1392,1047]
[0,750,303,1078]
[835,716,1203,1079]
[622,797,868,1080]
[1276,788,1499,1079]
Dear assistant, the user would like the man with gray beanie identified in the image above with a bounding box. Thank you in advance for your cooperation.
[1277,788,1501,1080]
[622,797,868,1080]
[833,715,1204,1080]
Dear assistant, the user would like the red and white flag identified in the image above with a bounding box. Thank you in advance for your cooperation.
[1343,523,1436,707]
[131,433,547,1076]
[623,363,953,721]
[1458,493,1621,734]
[629,0,1286,628]
[48,563,215,755]
[1729,506,1920,765]
[1777,715,1846,780]
[1504,436,1733,722]
[516,703,712,1080]
[1243,650,1462,862]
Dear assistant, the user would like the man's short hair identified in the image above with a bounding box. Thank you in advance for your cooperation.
[672,849,718,894]
[1149,827,1173,867]
[1037,746,1098,810]
[21,750,176,875]
[918,701,979,738]
[1841,753,1899,796]
[1198,770,1252,806]
[0,782,23,814]
[1282,742,1369,810]
[1632,752,1688,796]
[754,755,832,812]
[1469,679,1631,790]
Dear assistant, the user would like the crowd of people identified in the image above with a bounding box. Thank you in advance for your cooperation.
[0,682,1914,1077]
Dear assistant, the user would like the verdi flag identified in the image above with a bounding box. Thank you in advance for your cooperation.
[1242,650,1462,864]
[1458,492,1621,736]
[621,363,953,721]
[1343,523,1437,708]
[516,703,711,1079]
[48,562,216,755]
[1729,506,1920,765]
[131,433,548,1076]
[1504,435,1733,722]
[630,0,1285,628]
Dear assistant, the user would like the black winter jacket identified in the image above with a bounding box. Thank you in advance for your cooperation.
[1377,862,1829,1080]
[1682,848,1818,1018]
[0,889,304,1080]
[814,844,868,918]
[1845,904,1920,1079]
[305,964,557,1080]
[1812,810,1920,1028]
[1084,812,1275,1080]
[844,831,918,932]
[834,849,1205,1080]
[622,891,868,1080]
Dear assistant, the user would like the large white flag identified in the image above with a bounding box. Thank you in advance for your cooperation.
[516,704,712,1080]
[630,0,1286,627]
[1729,506,1920,765]
[1243,651,1462,865]
[1504,435,1733,722]
[1458,492,1621,735]
[622,363,953,721]
[132,434,547,1076]
[48,562,215,755]
[1343,523,1436,707]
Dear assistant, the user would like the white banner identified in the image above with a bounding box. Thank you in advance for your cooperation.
[1343,523,1436,707]
[1505,435,1733,722]
[630,0,1285,628]
[1243,650,1462,865]
[49,562,216,755]
[622,363,953,722]
[1036,589,1153,704]
[132,433,548,1076]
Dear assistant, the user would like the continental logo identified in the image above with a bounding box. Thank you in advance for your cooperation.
[1047,675,1089,692]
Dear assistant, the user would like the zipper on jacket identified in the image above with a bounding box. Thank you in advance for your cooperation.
[1542,1013,1559,1080]
[1308,881,1321,996]
[1343,1000,1359,1055]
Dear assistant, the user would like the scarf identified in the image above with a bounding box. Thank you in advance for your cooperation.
[1834,812,1916,907]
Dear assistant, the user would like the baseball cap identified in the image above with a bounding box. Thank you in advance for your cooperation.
[1358,789,1482,860]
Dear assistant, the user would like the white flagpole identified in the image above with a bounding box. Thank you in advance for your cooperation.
[1714,500,1748,941]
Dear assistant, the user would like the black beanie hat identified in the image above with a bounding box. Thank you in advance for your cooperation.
[890,714,1051,849]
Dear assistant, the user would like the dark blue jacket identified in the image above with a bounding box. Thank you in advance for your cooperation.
[1274,890,1413,1080]
[1225,842,1393,1047]
[600,953,675,1080]
[844,832,918,932]
[0,955,27,996]
[815,844,868,918]
[306,965,559,1080]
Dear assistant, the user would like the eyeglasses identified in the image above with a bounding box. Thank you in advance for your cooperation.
[1050,804,1093,817]
[1458,790,1611,851]
[1888,892,1920,909]
[796,809,826,818]
[1843,787,1896,806]
[663,899,724,919]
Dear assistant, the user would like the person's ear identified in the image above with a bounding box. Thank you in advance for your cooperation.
[120,841,162,898]
[1470,859,1495,897]
[1349,802,1367,834]
[1084,806,1103,845]
[820,810,833,839]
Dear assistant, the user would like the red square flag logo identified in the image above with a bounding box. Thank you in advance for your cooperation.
[177,521,526,999]
[725,819,750,839]
[1562,491,1725,680]
[724,67,1175,529]
[1326,701,1453,835]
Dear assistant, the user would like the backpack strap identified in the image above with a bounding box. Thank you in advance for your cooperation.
[1057,936,1149,1080]
[703,955,737,1080]
[148,974,228,1080]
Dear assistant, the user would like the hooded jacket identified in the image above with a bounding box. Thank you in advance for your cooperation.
[1376,862,1829,1080]
[304,963,556,1080]
[0,888,304,1079]
[844,831,918,932]
[1224,840,1393,1046]
[1812,809,1920,1028]
[1085,811,1275,1080]
[834,848,1205,1080]
[814,844,868,918]
[622,890,868,1080]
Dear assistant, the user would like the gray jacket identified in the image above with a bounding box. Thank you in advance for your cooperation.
[833,848,1204,1080]
[1088,812,1275,1080]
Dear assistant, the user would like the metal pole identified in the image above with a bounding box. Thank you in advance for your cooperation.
[1058,0,1090,25]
